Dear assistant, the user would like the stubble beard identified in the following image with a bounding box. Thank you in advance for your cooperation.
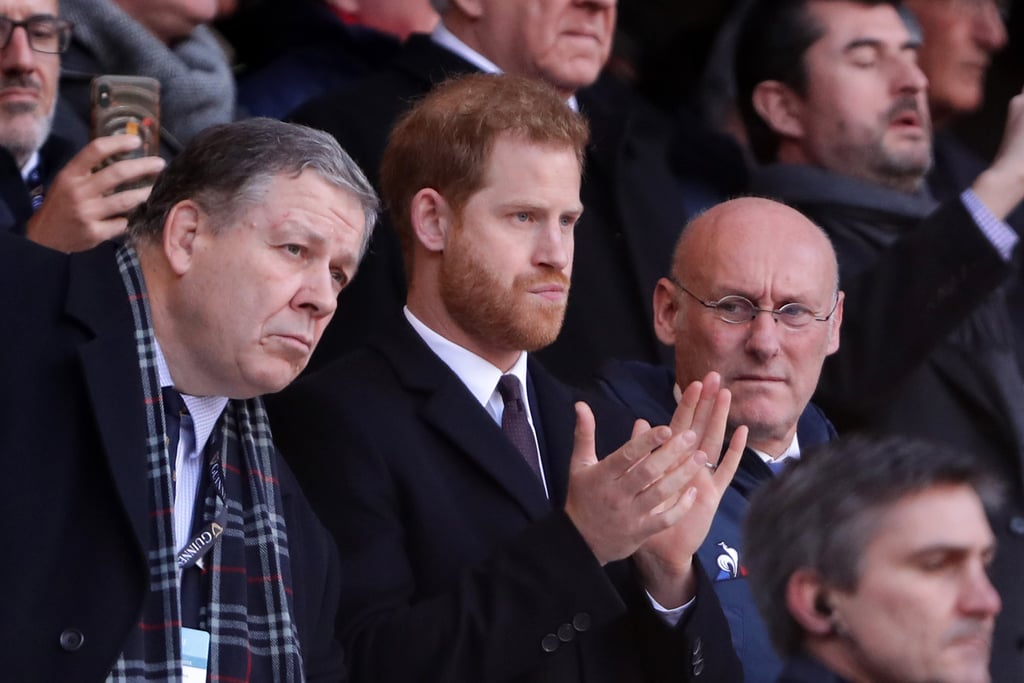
[831,96,934,193]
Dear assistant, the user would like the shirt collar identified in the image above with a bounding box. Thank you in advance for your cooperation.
[155,340,229,457]
[750,435,801,465]
[20,151,40,184]
[405,306,529,410]
[430,22,580,112]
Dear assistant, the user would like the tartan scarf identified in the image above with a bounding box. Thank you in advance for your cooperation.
[107,244,304,682]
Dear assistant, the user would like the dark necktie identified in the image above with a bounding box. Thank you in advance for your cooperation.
[25,164,44,212]
[766,458,790,475]
[162,387,203,627]
[162,386,186,465]
[496,375,542,481]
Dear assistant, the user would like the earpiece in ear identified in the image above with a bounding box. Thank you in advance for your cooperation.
[814,593,832,616]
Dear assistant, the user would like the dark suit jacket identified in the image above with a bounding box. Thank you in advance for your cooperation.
[266,314,742,682]
[0,234,343,682]
[291,34,685,386]
[928,128,1024,373]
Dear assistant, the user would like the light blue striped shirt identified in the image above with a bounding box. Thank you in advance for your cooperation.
[155,342,229,557]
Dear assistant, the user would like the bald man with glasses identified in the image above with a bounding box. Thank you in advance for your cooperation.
[596,196,843,683]
[0,0,164,252]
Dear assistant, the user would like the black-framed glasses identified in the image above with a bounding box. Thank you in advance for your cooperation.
[0,15,73,54]
[669,276,838,330]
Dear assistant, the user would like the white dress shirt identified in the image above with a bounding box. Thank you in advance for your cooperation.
[404,307,550,497]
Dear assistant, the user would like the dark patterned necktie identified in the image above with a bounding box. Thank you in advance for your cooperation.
[162,386,186,467]
[496,375,542,481]
[25,164,44,212]
[162,386,203,627]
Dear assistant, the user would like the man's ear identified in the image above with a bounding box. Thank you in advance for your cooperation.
[653,277,681,346]
[786,569,836,636]
[410,188,454,254]
[162,200,203,276]
[752,80,806,140]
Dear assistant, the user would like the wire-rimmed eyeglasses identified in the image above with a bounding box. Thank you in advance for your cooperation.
[0,15,73,54]
[668,276,839,330]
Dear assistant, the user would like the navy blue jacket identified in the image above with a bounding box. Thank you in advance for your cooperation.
[596,359,837,683]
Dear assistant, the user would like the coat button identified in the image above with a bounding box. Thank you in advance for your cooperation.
[1009,516,1024,536]
[59,628,84,651]
[693,657,705,677]
[557,623,575,642]
[541,633,560,653]
[692,637,705,677]
[572,612,591,632]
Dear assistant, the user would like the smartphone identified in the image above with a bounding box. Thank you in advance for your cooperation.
[90,75,160,190]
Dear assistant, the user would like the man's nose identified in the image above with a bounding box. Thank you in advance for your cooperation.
[534,221,572,271]
[973,1,1009,52]
[295,266,339,320]
[744,309,782,359]
[960,561,1002,618]
[893,56,929,94]
[0,26,36,72]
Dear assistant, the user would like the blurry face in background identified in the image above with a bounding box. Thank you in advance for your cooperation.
[465,0,616,97]
[787,1,932,191]
[904,0,1008,126]
[0,0,60,167]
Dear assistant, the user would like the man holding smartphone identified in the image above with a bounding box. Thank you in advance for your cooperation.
[0,0,164,252]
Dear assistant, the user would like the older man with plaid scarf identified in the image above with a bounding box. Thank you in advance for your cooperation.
[0,117,379,682]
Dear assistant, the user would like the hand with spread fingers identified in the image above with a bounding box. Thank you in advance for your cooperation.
[26,134,166,253]
[564,370,747,610]
[633,371,749,608]
[564,405,706,568]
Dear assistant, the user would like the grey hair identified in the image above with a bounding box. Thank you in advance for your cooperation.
[744,435,1004,657]
[127,118,380,258]
[429,0,449,14]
